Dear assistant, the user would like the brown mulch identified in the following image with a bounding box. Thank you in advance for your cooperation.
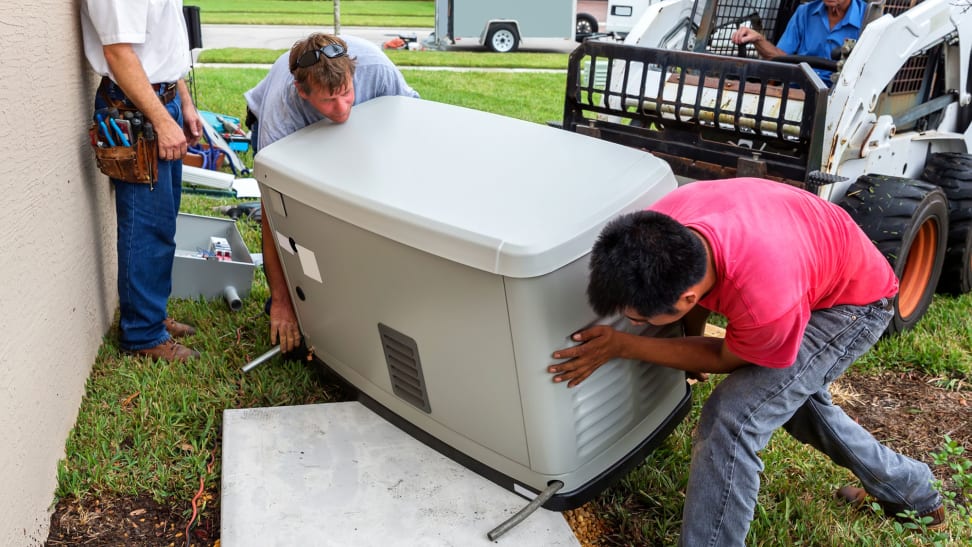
[46,494,218,547]
[833,369,971,467]
[45,369,969,546]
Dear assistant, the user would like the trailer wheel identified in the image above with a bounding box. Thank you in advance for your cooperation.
[576,13,598,37]
[840,175,948,334]
[922,152,972,294]
[486,24,519,53]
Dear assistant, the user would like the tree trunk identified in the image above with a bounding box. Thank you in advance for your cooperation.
[333,0,341,35]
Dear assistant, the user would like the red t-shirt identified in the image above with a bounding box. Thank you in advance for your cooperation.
[650,178,898,368]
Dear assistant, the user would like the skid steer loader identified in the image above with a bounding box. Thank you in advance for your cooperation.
[563,0,972,332]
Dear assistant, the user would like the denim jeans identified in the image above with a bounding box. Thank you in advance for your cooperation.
[679,300,941,546]
[95,90,184,350]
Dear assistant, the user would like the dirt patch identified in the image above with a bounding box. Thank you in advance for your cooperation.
[46,369,968,546]
[46,494,218,547]
[833,369,971,473]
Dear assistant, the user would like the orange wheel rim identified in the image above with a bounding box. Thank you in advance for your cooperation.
[897,220,938,318]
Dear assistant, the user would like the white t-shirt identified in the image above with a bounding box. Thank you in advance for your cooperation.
[80,0,190,84]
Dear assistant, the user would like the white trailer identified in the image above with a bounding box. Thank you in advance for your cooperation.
[432,0,577,53]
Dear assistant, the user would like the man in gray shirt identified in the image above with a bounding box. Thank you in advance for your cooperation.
[245,33,419,354]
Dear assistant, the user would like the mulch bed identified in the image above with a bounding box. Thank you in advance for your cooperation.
[46,494,218,547]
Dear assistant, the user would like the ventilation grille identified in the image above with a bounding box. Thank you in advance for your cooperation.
[570,321,683,459]
[888,53,929,96]
[571,362,678,459]
[378,323,431,413]
[884,0,920,17]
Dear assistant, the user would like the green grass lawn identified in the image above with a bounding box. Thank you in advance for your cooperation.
[189,0,435,26]
[198,47,571,70]
[58,56,972,545]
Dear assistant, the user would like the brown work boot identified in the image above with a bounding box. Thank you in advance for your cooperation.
[129,338,200,362]
[836,486,947,530]
[164,317,197,338]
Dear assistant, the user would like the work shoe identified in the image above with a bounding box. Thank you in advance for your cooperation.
[164,317,197,338]
[836,486,947,530]
[128,338,200,362]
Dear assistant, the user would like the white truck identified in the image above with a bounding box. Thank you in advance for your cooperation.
[605,0,663,37]
[431,0,577,53]
[564,0,972,333]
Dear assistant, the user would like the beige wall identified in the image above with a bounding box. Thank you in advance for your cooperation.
[0,1,116,544]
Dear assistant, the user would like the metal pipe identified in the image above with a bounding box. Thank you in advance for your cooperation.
[242,345,281,373]
[486,480,565,541]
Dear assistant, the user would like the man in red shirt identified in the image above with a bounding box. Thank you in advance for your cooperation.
[548,178,945,544]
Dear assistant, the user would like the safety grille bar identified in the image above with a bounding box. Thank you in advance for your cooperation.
[562,40,828,183]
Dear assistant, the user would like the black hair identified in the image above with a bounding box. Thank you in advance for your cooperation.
[587,210,707,318]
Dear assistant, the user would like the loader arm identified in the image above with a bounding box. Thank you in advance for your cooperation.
[821,2,972,200]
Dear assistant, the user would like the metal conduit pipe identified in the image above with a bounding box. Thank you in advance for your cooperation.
[242,345,281,373]
[486,480,565,541]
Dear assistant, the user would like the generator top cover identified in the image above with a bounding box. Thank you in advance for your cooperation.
[255,96,676,278]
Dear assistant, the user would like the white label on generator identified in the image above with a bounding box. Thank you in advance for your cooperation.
[275,231,294,255]
[513,483,538,500]
[296,244,323,283]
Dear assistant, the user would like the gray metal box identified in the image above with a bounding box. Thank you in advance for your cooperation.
[254,96,691,509]
[172,213,255,307]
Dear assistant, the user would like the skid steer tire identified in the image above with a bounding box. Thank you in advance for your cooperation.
[922,152,972,294]
[840,175,948,334]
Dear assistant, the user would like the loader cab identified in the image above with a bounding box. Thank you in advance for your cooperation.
[686,0,864,85]
[690,0,801,57]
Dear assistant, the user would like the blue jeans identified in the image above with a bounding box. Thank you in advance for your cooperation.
[95,90,184,350]
[679,300,941,546]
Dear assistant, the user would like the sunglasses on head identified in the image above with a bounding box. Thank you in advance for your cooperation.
[292,43,347,71]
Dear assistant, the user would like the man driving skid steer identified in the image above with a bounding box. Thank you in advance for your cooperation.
[731,0,866,82]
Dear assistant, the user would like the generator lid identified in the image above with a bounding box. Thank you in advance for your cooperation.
[255,96,676,278]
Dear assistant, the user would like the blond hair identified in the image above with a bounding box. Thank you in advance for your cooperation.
[289,33,357,95]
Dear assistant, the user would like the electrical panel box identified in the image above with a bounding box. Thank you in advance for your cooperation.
[172,213,255,305]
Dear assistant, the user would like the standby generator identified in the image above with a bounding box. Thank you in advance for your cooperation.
[254,95,691,509]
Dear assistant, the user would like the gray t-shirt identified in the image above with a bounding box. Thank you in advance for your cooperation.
[244,35,419,151]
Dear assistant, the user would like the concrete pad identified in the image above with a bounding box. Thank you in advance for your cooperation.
[221,401,581,547]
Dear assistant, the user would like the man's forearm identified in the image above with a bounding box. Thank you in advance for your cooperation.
[102,44,173,129]
[752,38,786,60]
[177,79,193,109]
[261,203,292,305]
[618,332,746,375]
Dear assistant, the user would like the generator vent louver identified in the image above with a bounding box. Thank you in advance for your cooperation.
[572,362,679,459]
[378,323,431,413]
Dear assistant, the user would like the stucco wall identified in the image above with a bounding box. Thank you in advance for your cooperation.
[0,1,117,544]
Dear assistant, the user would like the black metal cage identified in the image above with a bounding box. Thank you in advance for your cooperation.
[563,40,828,184]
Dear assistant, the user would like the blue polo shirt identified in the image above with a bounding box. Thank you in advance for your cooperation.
[777,0,866,83]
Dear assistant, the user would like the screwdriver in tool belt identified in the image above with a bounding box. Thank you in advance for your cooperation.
[95,112,116,147]
[106,108,130,146]
[108,117,131,147]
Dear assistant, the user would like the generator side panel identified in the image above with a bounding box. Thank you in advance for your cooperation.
[504,257,690,492]
[263,188,532,469]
